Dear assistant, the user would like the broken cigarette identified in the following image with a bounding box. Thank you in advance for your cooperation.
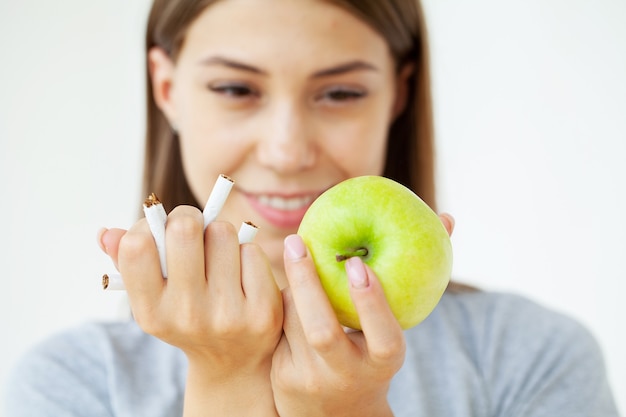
[103,174,250,291]
[102,221,258,290]
[237,221,259,244]
[203,174,234,228]
[143,193,168,278]
[101,273,124,291]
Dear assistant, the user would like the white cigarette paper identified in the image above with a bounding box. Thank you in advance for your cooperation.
[102,222,258,291]
[143,193,168,278]
[203,174,234,228]
[238,221,259,244]
[103,175,253,291]
[102,274,125,291]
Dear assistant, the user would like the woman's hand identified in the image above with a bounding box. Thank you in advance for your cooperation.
[439,212,455,237]
[99,206,282,417]
[270,213,454,417]
[271,234,405,417]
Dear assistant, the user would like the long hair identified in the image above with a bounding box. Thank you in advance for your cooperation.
[142,1,216,212]
[143,0,436,212]
[142,0,473,294]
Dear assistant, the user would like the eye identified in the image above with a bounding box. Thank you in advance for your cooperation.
[207,82,259,99]
[316,86,367,104]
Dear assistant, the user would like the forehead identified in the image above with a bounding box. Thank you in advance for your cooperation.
[180,0,393,68]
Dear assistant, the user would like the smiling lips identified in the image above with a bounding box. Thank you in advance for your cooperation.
[257,194,315,211]
[246,192,319,229]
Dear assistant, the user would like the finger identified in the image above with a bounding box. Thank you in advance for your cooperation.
[164,206,206,293]
[97,228,108,253]
[271,330,295,391]
[439,212,455,236]
[240,243,282,319]
[279,287,307,360]
[117,220,164,306]
[98,227,128,270]
[345,257,405,368]
[205,221,244,305]
[283,234,354,362]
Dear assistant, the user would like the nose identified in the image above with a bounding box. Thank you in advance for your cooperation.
[255,101,316,174]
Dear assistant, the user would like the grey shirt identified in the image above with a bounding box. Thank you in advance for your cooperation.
[5,291,620,416]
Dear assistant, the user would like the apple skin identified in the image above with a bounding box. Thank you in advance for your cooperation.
[298,176,452,330]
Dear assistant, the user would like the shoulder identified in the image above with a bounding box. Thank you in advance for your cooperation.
[436,290,599,355]
[5,321,185,417]
[426,290,605,375]
[435,290,588,335]
[404,290,619,416]
[9,320,176,377]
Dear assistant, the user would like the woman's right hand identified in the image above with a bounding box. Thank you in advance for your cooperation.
[99,205,282,417]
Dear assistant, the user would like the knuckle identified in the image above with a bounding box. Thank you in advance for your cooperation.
[286,259,317,288]
[300,373,324,395]
[298,371,355,396]
[210,309,245,337]
[141,321,165,339]
[166,211,204,242]
[132,307,165,337]
[251,308,283,336]
[173,296,222,337]
[370,336,406,366]
[118,229,153,260]
[175,304,201,332]
[302,382,322,396]
[273,364,307,394]
[307,326,343,353]
[240,242,267,265]
[205,221,238,244]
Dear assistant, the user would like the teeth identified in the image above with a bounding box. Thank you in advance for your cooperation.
[257,195,314,211]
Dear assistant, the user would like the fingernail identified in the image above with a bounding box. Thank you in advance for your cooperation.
[97,227,108,254]
[346,257,369,289]
[284,234,306,261]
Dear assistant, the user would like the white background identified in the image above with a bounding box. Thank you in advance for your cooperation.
[1,1,624,414]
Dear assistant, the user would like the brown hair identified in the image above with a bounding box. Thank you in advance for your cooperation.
[143,0,216,211]
[143,0,474,294]
[143,0,436,212]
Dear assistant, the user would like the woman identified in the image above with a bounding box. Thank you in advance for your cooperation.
[6,0,618,416]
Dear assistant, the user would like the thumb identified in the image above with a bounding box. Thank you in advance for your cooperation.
[97,227,127,270]
[346,257,405,364]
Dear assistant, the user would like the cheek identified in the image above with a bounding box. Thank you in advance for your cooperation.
[177,119,248,202]
[320,111,391,177]
[175,88,250,176]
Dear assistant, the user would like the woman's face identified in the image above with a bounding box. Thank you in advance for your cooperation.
[151,0,407,286]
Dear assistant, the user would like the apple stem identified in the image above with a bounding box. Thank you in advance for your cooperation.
[336,248,369,262]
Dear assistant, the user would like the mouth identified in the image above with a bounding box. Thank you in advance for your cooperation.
[256,194,317,211]
[243,191,322,229]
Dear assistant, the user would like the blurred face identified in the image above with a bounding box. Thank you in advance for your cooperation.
[150,0,408,285]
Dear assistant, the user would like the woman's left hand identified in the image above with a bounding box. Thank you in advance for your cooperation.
[271,234,405,417]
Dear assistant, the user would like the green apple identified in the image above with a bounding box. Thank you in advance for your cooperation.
[298,175,452,330]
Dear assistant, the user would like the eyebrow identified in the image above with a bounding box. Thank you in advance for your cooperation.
[312,60,379,78]
[198,56,267,75]
[198,55,379,78]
